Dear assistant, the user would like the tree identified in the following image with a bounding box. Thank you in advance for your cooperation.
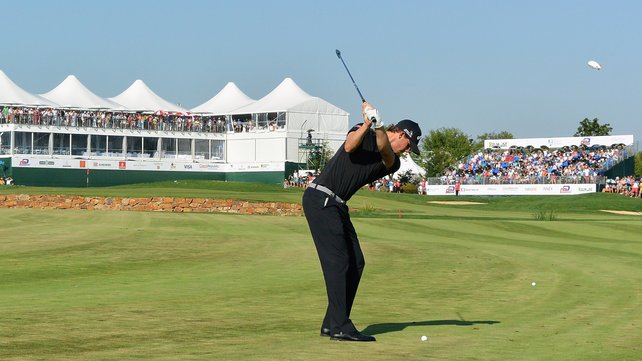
[396,169,417,185]
[308,141,335,173]
[416,127,473,177]
[472,131,514,150]
[574,118,612,136]
[635,151,642,177]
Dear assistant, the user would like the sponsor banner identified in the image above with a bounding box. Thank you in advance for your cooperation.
[11,156,284,173]
[426,183,596,196]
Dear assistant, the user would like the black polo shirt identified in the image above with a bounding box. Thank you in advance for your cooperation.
[314,123,400,202]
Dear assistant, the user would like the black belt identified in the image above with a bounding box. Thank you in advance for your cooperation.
[308,183,345,204]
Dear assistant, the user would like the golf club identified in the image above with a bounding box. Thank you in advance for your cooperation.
[335,49,366,103]
[335,49,377,123]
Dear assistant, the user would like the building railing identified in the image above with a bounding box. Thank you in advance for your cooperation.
[0,111,286,134]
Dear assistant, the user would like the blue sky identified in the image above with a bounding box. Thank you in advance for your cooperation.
[2,0,641,145]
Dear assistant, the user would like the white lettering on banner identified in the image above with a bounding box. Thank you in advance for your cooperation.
[425,184,595,196]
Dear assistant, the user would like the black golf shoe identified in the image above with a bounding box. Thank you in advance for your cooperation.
[330,331,376,342]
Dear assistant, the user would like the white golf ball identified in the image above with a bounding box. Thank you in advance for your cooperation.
[421,335,428,341]
[531,281,537,286]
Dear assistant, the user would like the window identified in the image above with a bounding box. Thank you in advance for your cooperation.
[177,138,191,160]
[143,137,158,158]
[257,113,268,130]
[276,112,286,129]
[195,139,209,159]
[53,134,70,155]
[92,135,107,156]
[126,136,142,157]
[72,134,88,156]
[34,133,50,155]
[0,132,11,154]
[14,132,32,154]
[211,140,225,161]
[160,138,177,158]
[108,136,124,157]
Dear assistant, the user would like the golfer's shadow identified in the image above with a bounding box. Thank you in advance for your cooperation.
[362,319,500,336]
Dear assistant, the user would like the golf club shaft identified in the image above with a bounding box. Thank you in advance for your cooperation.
[335,49,366,103]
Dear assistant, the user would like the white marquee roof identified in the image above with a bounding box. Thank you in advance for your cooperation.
[393,154,426,179]
[191,82,255,114]
[109,79,188,113]
[230,78,348,116]
[0,70,59,107]
[40,75,121,109]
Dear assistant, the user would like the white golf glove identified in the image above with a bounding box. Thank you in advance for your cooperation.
[365,107,383,129]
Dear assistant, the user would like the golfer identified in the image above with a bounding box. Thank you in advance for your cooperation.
[302,101,422,341]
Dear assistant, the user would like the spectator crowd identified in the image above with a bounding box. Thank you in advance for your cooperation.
[603,176,641,198]
[438,146,628,185]
[1,106,283,134]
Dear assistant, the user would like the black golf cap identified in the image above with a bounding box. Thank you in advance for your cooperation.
[396,119,422,155]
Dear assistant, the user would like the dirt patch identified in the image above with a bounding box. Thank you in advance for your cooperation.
[428,201,487,205]
[0,194,302,216]
[600,210,642,216]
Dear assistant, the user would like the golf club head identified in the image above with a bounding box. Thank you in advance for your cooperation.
[335,49,341,58]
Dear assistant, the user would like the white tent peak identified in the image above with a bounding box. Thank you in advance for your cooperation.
[40,75,120,109]
[230,77,312,114]
[0,69,58,107]
[190,82,255,114]
[109,79,188,113]
[257,77,312,106]
[230,77,340,114]
[393,154,426,179]
[229,77,348,133]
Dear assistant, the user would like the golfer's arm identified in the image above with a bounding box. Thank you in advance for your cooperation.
[344,126,370,153]
[375,128,395,169]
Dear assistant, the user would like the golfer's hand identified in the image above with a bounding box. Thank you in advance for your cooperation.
[362,102,383,129]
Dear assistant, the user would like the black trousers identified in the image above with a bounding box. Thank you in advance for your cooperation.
[302,187,365,334]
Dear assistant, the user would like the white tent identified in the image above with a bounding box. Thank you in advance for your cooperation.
[190,82,255,114]
[393,154,426,179]
[109,79,188,113]
[40,75,122,109]
[230,77,348,133]
[0,70,59,107]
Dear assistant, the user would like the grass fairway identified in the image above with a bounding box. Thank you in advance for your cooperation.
[1,183,641,360]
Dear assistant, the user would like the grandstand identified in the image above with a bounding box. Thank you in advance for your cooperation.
[0,72,348,186]
[424,135,636,196]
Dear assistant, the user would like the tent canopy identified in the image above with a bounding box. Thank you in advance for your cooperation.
[230,78,347,116]
[0,69,59,107]
[230,77,349,133]
[191,82,255,114]
[109,79,188,113]
[40,75,121,109]
[393,154,426,179]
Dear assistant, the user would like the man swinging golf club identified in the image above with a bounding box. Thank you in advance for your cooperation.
[302,100,422,341]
